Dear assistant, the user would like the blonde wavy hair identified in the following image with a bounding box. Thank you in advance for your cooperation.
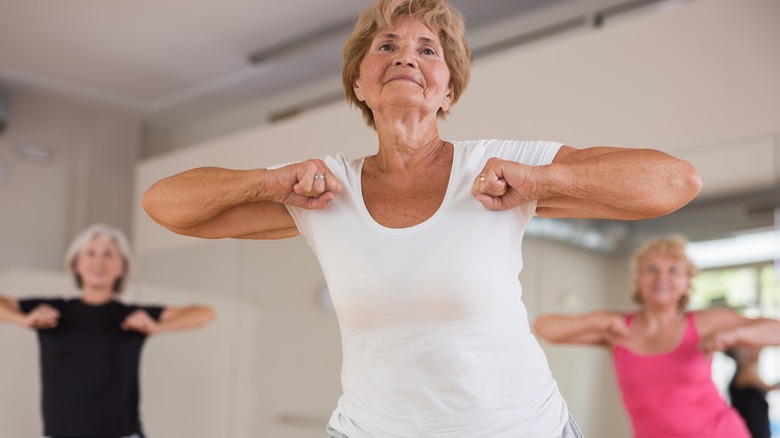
[629,235,699,310]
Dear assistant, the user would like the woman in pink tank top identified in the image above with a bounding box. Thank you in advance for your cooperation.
[534,235,780,438]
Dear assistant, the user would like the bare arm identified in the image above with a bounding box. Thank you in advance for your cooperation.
[141,160,342,240]
[697,308,780,352]
[735,367,777,393]
[533,311,629,346]
[121,305,216,336]
[0,295,60,329]
[727,318,780,347]
[472,146,702,220]
[0,295,26,326]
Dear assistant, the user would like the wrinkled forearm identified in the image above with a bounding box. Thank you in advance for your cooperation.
[141,167,272,233]
[537,148,702,220]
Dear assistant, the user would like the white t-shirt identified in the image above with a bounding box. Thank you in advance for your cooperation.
[286,139,568,437]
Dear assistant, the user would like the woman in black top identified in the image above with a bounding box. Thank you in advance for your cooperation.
[0,224,216,438]
[726,345,780,438]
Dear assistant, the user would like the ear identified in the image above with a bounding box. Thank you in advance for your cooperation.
[116,259,128,280]
[440,85,454,112]
[353,77,365,102]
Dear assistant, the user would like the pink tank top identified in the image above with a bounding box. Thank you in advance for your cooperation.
[612,312,750,438]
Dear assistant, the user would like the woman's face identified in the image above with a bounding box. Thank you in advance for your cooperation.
[637,251,690,309]
[75,235,125,292]
[354,15,453,120]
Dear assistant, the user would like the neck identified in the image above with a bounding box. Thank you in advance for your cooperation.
[638,305,684,326]
[371,120,446,172]
[81,287,114,305]
[372,102,439,134]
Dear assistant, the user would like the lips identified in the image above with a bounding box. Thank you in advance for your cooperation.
[384,73,421,86]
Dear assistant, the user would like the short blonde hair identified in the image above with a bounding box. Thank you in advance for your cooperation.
[342,0,471,129]
[63,224,134,293]
[630,235,699,310]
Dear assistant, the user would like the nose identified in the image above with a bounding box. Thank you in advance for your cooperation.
[393,45,417,67]
[652,269,667,280]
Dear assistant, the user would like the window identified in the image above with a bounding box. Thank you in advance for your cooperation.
[691,261,779,436]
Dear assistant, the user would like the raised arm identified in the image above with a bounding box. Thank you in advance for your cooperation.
[121,305,216,336]
[141,159,342,240]
[538,146,701,219]
[533,311,629,346]
[0,295,60,329]
[734,364,778,393]
[472,146,702,220]
[697,308,780,352]
[0,295,25,326]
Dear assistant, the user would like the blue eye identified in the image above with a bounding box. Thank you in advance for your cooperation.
[378,43,393,51]
[421,48,435,56]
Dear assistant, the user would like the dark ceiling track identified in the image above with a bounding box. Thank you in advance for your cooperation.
[262,0,671,124]
[248,17,356,65]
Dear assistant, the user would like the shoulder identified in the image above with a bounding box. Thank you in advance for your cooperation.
[320,153,364,180]
[455,139,563,165]
[324,152,359,168]
[121,300,163,311]
[140,304,166,319]
[119,301,165,319]
[693,308,746,336]
[18,297,66,312]
[592,310,628,319]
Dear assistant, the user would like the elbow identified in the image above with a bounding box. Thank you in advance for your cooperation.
[678,161,703,205]
[141,184,171,223]
[198,306,217,326]
[184,306,216,330]
[666,162,703,214]
[140,186,162,222]
[532,319,553,342]
[647,161,703,218]
[140,185,195,236]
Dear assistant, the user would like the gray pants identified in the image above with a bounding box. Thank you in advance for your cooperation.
[326,415,585,437]
[561,415,585,438]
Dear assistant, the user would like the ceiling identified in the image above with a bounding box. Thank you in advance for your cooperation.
[4,0,772,255]
[0,0,666,155]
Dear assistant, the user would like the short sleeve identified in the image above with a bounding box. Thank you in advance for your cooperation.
[18,298,66,314]
[480,140,562,166]
[136,305,165,321]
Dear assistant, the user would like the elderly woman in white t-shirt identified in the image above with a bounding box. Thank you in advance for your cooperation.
[140,0,702,436]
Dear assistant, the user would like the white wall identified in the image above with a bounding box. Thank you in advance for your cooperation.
[521,238,635,436]
[440,0,779,198]
[1,0,778,436]
[0,87,141,270]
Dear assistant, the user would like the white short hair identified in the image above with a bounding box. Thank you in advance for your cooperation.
[63,224,134,293]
